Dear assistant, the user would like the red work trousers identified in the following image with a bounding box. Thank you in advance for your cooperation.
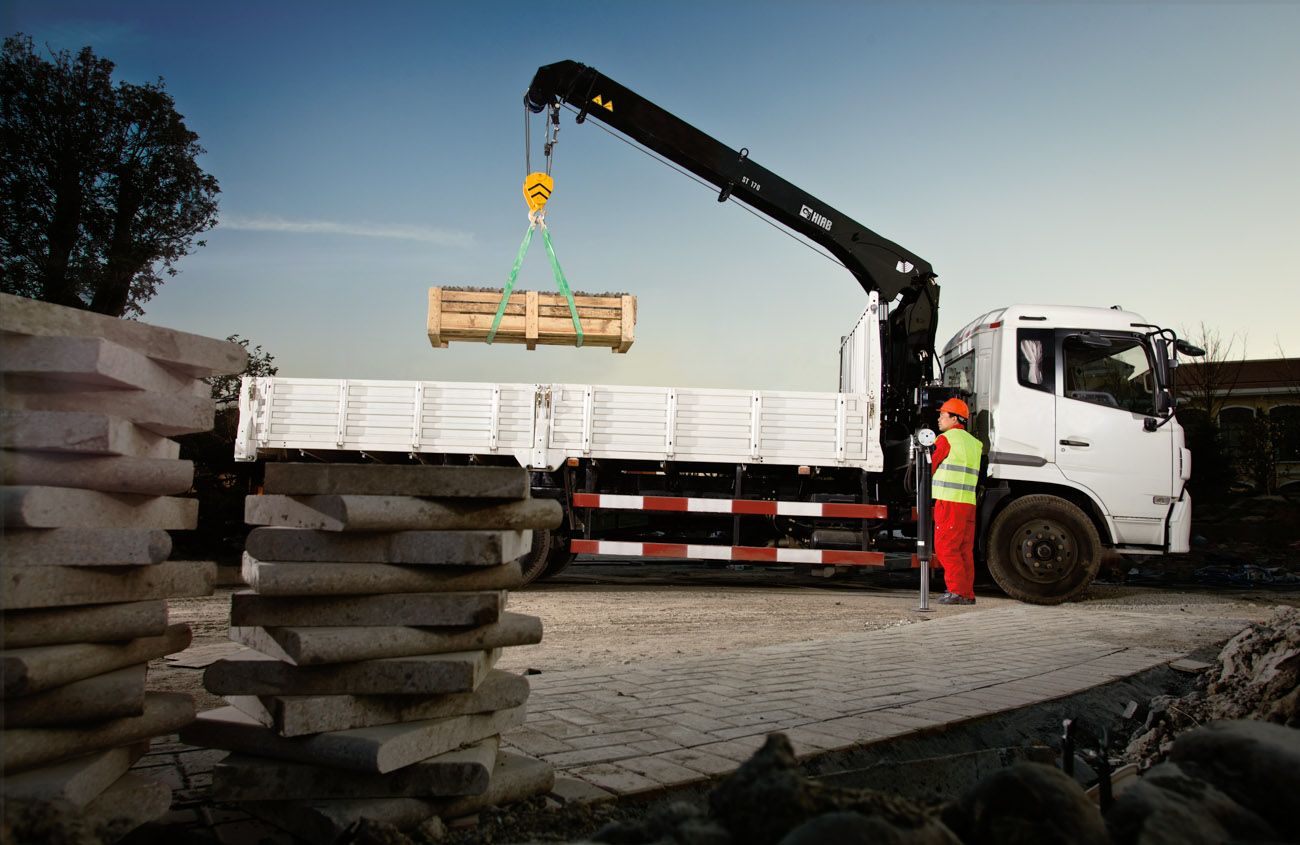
[934,499,976,599]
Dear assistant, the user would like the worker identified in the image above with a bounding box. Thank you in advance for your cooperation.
[931,397,982,605]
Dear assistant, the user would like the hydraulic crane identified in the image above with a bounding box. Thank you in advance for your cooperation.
[524,60,941,440]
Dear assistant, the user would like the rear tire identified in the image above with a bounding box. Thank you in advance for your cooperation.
[540,533,577,579]
[985,494,1101,605]
[517,528,554,587]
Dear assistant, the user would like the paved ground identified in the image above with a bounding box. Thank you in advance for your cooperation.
[126,602,1253,841]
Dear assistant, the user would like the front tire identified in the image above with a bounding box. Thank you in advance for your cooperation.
[985,494,1101,605]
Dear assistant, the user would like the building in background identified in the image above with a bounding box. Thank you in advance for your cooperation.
[1176,357,1300,493]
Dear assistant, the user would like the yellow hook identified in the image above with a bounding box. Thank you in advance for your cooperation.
[523,172,554,214]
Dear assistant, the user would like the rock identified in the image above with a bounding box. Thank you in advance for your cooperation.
[1,624,190,696]
[708,734,933,845]
[947,762,1107,845]
[2,600,168,648]
[0,485,197,530]
[2,452,195,496]
[1,527,173,567]
[0,334,208,395]
[203,649,499,696]
[1,560,214,610]
[1105,761,1277,845]
[228,589,505,628]
[593,801,730,845]
[1,665,147,728]
[244,527,530,566]
[1168,719,1300,835]
[0,410,180,459]
[3,374,215,436]
[240,556,526,596]
[779,812,959,845]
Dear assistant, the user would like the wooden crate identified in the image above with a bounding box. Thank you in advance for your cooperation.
[427,287,636,353]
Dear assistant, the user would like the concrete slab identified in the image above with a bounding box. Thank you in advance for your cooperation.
[204,649,499,696]
[2,624,189,696]
[0,409,180,459]
[180,704,526,774]
[2,770,172,842]
[2,692,196,773]
[230,611,543,666]
[1,665,147,727]
[0,334,209,395]
[1,527,173,566]
[0,291,248,377]
[0,485,198,530]
[3,374,215,436]
[2,451,195,496]
[1,560,214,610]
[244,527,530,566]
[246,495,562,532]
[242,752,553,844]
[226,668,532,737]
[242,555,525,596]
[229,589,505,628]
[2,600,169,648]
[211,736,499,801]
[0,743,148,808]
[431,751,555,818]
[263,463,529,499]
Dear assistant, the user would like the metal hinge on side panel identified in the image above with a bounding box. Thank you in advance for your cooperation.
[750,391,762,460]
[335,380,349,447]
[257,378,273,447]
[410,382,425,451]
[836,395,847,462]
[582,386,593,454]
[666,388,677,458]
[490,386,501,451]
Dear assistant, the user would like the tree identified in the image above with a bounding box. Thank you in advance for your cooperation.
[1176,322,1245,421]
[0,34,218,317]
[1175,323,1247,501]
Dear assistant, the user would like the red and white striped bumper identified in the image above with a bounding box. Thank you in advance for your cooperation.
[572,493,887,520]
[569,539,898,567]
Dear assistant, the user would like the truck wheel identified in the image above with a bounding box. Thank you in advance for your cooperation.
[541,534,577,579]
[517,529,554,587]
[985,495,1101,605]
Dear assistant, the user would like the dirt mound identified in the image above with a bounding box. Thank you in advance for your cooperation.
[1126,606,1299,766]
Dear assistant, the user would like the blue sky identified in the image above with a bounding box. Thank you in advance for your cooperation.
[7,1,1298,389]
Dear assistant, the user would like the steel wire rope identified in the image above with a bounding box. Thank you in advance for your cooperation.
[556,103,848,272]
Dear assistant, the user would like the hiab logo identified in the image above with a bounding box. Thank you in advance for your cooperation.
[800,204,832,232]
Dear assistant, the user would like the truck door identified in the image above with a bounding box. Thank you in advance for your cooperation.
[1054,331,1176,546]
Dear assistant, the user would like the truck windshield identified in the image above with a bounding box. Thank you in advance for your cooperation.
[1063,334,1159,415]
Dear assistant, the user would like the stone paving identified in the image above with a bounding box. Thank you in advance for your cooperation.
[127,604,1247,841]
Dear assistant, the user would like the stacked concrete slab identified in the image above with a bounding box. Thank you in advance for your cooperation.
[0,292,246,841]
[181,463,559,842]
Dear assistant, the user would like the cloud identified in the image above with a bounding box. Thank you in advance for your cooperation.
[221,215,475,247]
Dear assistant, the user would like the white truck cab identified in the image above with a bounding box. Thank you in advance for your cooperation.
[941,304,1193,602]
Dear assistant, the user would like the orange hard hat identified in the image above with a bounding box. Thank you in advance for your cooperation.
[939,397,970,419]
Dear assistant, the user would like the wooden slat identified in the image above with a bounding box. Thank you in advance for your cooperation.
[525,290,538,351]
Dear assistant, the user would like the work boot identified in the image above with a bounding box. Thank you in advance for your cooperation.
[937,592,976,605]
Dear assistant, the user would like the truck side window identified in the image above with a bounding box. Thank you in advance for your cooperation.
[1017,329,1054,393]
[1062,334,1157,415]
[945,351,974,394]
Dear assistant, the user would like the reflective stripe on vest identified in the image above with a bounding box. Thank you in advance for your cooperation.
[933,428,983,506]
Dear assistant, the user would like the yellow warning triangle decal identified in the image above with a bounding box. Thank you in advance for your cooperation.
[592,95,604,106]
[603,99,614,111]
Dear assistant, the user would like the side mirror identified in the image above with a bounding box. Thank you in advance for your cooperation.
[1144,417,1160,432]
[1175,339,1206,357]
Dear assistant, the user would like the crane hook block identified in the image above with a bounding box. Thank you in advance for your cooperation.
[524,172,554,214]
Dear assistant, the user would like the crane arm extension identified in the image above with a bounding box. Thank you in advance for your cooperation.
[525,60,935,306]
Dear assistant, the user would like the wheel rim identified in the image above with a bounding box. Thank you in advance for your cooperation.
[1008,518,1081,585]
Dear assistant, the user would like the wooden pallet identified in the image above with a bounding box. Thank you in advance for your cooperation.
[427,287,636,352]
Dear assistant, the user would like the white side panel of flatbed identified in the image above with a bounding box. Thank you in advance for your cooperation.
[237,377,882,472]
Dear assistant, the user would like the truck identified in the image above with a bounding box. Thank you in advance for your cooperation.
[234,60,1198,604]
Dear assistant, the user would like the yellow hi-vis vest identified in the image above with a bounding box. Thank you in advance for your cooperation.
[933,427,982,506]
